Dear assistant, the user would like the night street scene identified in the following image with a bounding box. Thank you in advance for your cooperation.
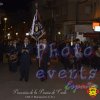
[0,0,100,100]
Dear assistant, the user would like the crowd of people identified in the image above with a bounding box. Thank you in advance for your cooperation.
[0,37,100,82]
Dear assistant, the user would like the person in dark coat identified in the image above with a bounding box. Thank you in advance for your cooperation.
[39,39,50,81]
[73,39,83,70]
[58,41,72,70]
[19,37,32,82]
[91,45,100,71]
[8,40,18,72]
[7,40,13,71]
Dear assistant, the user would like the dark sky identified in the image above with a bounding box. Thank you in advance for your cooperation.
[0,0,35,29]
[2,0,33,12]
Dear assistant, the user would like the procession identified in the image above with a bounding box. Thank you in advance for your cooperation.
[0,37,99,82]
[0,0,100,100]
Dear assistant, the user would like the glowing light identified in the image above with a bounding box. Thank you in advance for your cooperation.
[71,41,73,46]
[23,21,26,24]
[94,26,100,32]
[16,32,18,36]
[7,33,10,36]
[92,22,100,29]
[4,18,7,21]
[7,33,11,40]
[0,2,3,6]
[26,33,29,36]
[58,32,61,35]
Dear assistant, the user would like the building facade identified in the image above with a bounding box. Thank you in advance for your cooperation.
[39,0,100,41]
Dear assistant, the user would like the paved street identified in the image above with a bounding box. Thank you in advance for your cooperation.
[0,62,100,100]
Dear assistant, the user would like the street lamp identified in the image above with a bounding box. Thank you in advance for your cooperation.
[4,17,7,21]
[57,32,63,41]
[4,17,8,38]
[7,33,11,39]
[16,32,19,36]
[58,32,61,35]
